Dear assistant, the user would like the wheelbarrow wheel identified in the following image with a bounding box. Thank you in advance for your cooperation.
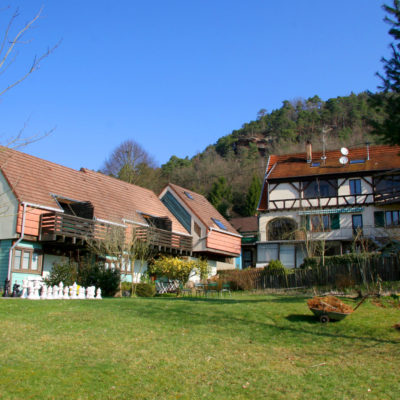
[320,315,330,323]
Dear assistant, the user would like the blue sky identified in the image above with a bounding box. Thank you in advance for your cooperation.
[0,1,391,170]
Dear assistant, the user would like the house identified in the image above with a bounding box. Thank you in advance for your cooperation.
[230,216,258,269]
[159,183,241,272]
[0,146,192,291]
[256,143,400,268]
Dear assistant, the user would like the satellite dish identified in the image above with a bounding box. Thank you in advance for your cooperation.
[339,156,349,165]
[341,147,349,156]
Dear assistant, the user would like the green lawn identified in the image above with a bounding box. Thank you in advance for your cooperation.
[0,294,399,400]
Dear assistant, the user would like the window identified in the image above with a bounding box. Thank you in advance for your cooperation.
[349,159,365,164]
[349,179,361,195]
[12,247,42,273]
[184,191,194,200]
[303,179,337,198]
[385,210,400,227]
[310,215,330,232]
[375,175,400,194]
[352,214,363,234]
[302,214,340,232]
[374,210,400,227]
[212,218,227,230]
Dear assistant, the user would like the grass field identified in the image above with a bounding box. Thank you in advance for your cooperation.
[0,294,399,400]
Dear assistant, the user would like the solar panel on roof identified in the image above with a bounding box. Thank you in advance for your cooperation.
[212,217,227,230]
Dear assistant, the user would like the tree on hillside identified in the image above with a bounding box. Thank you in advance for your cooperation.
[370,1,400,144]
[245,174,262,216]
[208,176,232,219]
[101,140,159,189]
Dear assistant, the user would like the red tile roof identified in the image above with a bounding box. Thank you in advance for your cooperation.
[229,216,258,233]
[266,145,400,180]
[258,144,400,212]
[165,183,239,236]
[0,146,187,233]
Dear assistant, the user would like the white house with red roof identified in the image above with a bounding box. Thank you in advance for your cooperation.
[159,183,241,271]
[256,143,400,268]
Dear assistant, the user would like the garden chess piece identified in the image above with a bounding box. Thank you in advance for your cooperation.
[86,286,95,299]
[96,287,102,299]
[63,285,70,300]
[47,285,54,300]
[78,286,86,299]
[21,279,29,299]
[71,282,78,299]
[33,281,41,300]
[59,281,64,295]
[53,285,59,299]
[27,281,34,299]
[40,285,48,300]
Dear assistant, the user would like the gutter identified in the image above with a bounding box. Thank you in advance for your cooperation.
[7,202,27,282]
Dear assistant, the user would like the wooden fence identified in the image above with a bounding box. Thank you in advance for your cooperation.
[220,255,400,290]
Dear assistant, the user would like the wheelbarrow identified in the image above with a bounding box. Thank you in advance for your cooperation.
[309,295,368,323]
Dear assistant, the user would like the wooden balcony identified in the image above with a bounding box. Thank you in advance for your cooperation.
[374,189,400,205]
[39,212,192,253]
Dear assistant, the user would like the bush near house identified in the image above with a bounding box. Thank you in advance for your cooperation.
[134,283,156,297]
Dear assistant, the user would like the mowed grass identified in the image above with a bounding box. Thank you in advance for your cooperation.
[0,294,399,400]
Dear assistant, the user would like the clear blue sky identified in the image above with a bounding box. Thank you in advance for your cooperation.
[0,1,392,170]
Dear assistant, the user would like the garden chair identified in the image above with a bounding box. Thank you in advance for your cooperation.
[194,283,205,297]
[155,280,167,294]
[221,282,231,296]
[206,282,219,297]
[179,282,192,297]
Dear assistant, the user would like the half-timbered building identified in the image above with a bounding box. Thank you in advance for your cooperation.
[256,144,400,268]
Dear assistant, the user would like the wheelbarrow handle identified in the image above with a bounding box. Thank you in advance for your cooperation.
[353,294,369,311]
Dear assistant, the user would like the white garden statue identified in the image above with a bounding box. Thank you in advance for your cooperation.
[40,285,48,300]
[78,286,86,299]
[63,285,70,300]
[95,287,102,299]
[71,282,78,299]
[21,279,29,299]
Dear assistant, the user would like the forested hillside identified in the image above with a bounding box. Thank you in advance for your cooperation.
[102,92,384,219]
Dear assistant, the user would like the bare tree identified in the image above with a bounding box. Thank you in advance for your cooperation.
[101,140,158,187]
[0,6,60,148]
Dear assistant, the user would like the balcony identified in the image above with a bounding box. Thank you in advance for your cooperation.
[374,189,400,205]
[39,212,192,253]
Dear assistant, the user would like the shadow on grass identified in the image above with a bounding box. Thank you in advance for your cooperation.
[154,296,273,305]
[285,314,320,324]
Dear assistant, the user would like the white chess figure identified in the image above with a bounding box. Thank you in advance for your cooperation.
[59,281,64,295]
[71,282,78,299]
[63,285,70,300]
[47,285,54,300]
[21,279,29,299]
[96,287,102,299]
[27,281,35,299]
[32,281,41,300]
[86,286,94,299]
[77,286,84,299]
[40,285,48,300]
[53,285,59,299]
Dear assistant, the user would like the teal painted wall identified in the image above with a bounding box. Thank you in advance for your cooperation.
[12,272,42,287]
[0,240,12,290]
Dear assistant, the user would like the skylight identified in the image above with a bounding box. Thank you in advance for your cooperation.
[349,159,365,164]
[184,191,194,200]
[311,162,320,167]
[212,218,228,230]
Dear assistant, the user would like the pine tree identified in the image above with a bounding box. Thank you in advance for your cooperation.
[370,1,400,143]
[245,175,262,216]
[208,177,232,219]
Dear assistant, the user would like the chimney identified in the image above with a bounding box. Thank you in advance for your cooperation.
[366,142,370,161]
[306,141,312,163]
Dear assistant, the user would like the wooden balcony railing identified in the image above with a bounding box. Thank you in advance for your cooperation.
[374,189,400,205]
[39,212,192,253]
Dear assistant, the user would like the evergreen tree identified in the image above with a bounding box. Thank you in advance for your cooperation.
[370,1,400,144]
[245,175,262,216]
[208,177,232,219]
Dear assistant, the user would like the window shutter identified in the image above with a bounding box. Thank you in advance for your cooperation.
[331,214,340,230]
[374,211,385,227]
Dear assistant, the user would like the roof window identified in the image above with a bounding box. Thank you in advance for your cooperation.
[184,191,194,200]
[349,159,365,164]
[212,218,227,231]
[311,162,320,167]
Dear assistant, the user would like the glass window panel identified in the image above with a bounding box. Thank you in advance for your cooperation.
[350,179,361,195]
[352,215,363,232]
[386,211,392,226]
[14,250,21,270]
[22,252,30,269]
[393,211,399,226]
[31,253,39,270]
[280,245,295,269]
[257,244,278,263]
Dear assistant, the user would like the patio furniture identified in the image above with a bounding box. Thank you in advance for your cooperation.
[194,283,206,296]
[221,282,231,296]
[206,282,219,297]
[179,282,193,297]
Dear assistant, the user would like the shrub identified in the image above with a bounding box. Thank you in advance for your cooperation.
[263,260,287,276]
[44,261,77,287]
[134,283,156,297]
[78,262,121,297]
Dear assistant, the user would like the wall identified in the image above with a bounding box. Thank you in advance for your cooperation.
[206,230,241,256]
[0,240,12,290]
[0,172,18,240]
[16,205,49,237]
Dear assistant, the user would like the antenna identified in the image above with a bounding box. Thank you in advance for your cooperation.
[340,147,349,156]
[339,156,349,165]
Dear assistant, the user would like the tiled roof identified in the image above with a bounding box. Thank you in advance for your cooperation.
[229,216,258,233]
[258,144,400,212]
[0,146,187,233]
[165,183,239,235]
[266,145,400,180]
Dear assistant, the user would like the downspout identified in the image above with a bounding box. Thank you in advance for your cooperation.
[7,202,27,281]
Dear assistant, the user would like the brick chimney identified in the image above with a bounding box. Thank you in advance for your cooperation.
[306,141,312,163]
